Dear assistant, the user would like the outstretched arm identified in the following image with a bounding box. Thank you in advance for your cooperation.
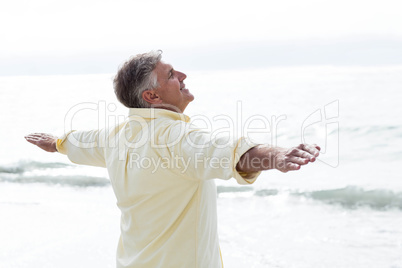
[25,133,58,152]
[25,130,106,167]
[236,143,321,174]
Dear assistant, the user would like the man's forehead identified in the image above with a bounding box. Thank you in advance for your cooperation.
[154,62,173,83]
[157,61,173,71]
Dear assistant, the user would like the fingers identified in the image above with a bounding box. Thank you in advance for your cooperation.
[286,144,321,165]
[313,144,321,151]
[276,144,321,173]
[280,156,308,173]
[25,133,48,138]
[24,135,38,141]
[287,162,300,170]
[25,138,36,144]
[25,133,56,141]
[25,134,58,152]
[25,133,54,146]
[297,143,320,157]
[295,144,320,159]
[24,136,40,146]
[26,133,41,136]
[287,156,309,165]
[25,133,42,140]
[279,162,300,173]
[276,154,303,172]
[287,148,315,162]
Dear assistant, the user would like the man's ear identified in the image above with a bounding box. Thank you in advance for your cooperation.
[142,90,162,105]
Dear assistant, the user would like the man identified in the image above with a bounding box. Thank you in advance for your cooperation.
[25,50,320,268]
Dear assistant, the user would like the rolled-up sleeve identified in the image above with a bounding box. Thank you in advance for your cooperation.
[56,129,106,168]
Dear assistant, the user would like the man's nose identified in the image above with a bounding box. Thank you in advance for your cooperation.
[177,71,187,81]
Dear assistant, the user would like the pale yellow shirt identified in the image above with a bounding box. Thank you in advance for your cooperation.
[57,108,260,268]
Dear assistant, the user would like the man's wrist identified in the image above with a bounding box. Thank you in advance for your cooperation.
[236,145,279,173]
[52,139,58,152]
[269,147,283,170]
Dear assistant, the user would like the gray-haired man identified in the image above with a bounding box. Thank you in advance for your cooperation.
[26,51,320,268]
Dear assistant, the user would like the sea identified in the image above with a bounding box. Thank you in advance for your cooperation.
[0,65,401,268]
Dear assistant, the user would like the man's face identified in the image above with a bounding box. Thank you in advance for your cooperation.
[152,61,194,112]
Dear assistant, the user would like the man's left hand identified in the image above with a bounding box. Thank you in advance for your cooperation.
[25,133,58,152]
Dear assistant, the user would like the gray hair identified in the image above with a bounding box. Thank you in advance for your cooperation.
[113,50,162,108]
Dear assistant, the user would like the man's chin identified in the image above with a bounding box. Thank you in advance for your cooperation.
[185,91,194,101]
[181,98,194,113]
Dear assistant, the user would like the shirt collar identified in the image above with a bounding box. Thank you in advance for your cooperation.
[128,108,190,123]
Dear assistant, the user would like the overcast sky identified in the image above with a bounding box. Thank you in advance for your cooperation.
[1,0,402,75]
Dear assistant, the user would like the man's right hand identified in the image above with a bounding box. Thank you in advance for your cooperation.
[25,133,58,153]
[273,144,320,173]
[236,143,321,174]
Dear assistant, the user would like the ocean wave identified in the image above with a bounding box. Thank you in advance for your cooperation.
[0,161,71,174]
[255,189,279,196]
[219,185,402,210]
[0,174,110,187]
[300,186,402,210]
[2,161,401,209]
[217,185,254,193]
